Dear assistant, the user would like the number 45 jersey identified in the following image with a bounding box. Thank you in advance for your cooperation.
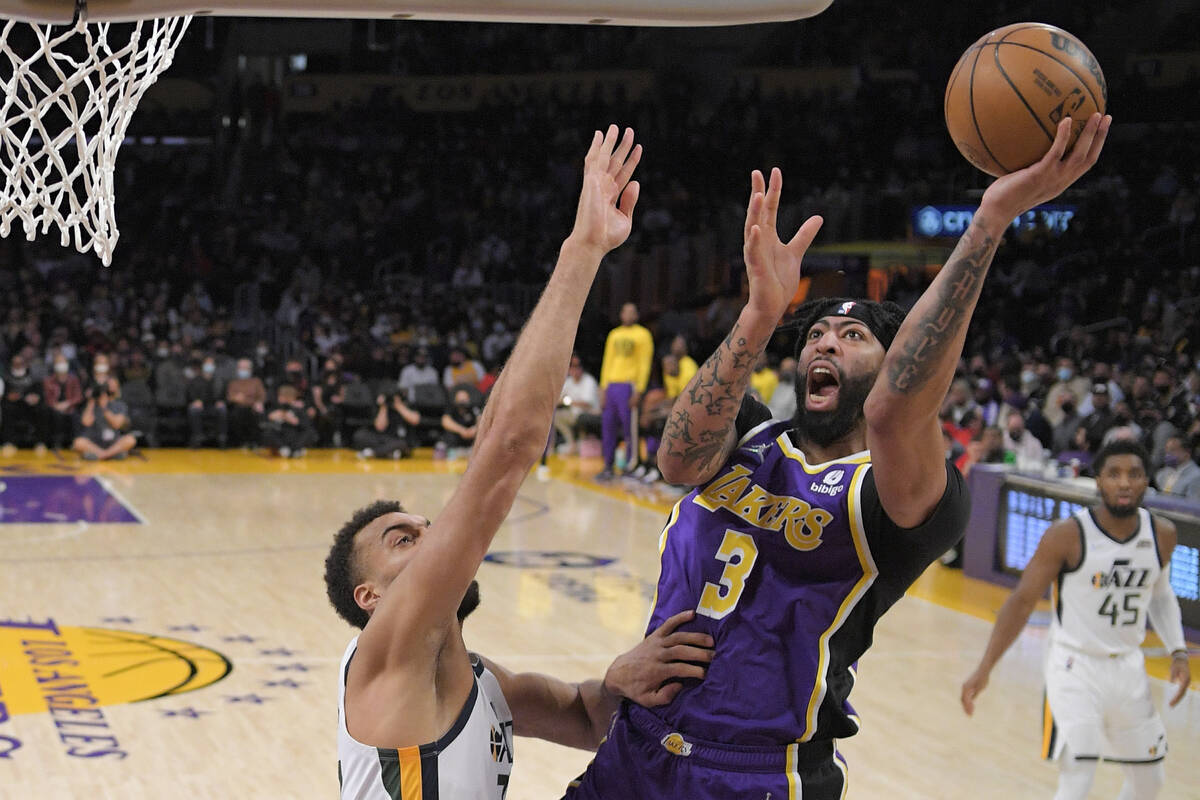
[1052,508,1163,656]
[646,413,969,746]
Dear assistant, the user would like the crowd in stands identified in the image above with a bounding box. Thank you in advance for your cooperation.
[0,12,1198,500]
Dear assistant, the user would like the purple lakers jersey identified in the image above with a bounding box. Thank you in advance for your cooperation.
[647,411,968,746]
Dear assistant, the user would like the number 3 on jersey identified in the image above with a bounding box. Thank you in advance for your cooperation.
[697,530,759,619]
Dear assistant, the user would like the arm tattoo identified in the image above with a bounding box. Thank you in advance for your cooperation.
[888,228,998,394]
[662,321,763,472]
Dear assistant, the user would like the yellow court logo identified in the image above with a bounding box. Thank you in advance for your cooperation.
[0,617,231,759]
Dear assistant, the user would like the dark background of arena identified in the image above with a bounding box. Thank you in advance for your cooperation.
[2,0,1199,471]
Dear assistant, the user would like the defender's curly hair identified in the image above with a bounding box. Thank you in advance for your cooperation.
[1092,438,1150,476]
[324,500,405,629]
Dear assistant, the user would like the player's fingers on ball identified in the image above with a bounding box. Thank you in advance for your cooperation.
[1067,113,1101,164]
[1045,117,1072,163]
[1084,115,1112,165]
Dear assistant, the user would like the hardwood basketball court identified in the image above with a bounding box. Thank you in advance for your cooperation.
[0,450,1195,798]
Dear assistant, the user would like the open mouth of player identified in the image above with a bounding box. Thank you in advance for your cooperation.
[806,363,840,411]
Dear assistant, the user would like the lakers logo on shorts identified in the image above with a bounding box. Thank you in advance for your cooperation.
[660,732,693,757]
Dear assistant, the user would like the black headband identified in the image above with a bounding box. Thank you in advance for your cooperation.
[793,297,906,352]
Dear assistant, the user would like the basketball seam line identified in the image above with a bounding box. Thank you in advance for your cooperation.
[993,39,1105,118]
[944,50,970,121]
[967,43,1010,175]
[944,43,984,120]
[991,43,1056,144]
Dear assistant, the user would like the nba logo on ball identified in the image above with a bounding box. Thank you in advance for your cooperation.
[944,23,1106,177]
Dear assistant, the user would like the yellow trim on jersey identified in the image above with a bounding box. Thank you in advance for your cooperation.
[833,742,849,799]
[800,463,879,741]
[1041,696,1055,760]
[398,746,422,800]
[786,743,800,800]
[648,498,686,615]
[776,435,871,474]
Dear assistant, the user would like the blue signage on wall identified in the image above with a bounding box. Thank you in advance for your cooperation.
[913,204,1076,238]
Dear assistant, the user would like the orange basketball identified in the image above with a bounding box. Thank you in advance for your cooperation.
[944,23,1107,177]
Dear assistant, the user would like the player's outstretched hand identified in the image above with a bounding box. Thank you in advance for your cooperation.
[980,112,1111,223]
[604,609,714,707]
[743,167,823,323]
[1168,653,1191,707]
[960,667,989,716]
[569,124,642,256]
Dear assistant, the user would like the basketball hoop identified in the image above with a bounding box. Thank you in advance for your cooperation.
[0,0,835,264]
[0,1,191,265]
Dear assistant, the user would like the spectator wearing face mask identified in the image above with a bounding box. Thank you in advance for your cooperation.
[2,352,45,451]
[187,355,227,448]
[226,358,267,447]
[280,358,308,394]
[442,347,484,390]
[85,353,114,397]
[311,358,347,447]
[1076,361,1124,416]
[1156,435,1200,500]
[1081,383,1119,452]
[262,383,317,458]
[1003,410,1046,467]
[399,348,439,393]
[440,387,480,451]
[42,354,83,449]
[1043,358,1091,426]
[73,376,137,461]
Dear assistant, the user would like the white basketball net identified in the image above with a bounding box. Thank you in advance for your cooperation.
[0,13,192,265]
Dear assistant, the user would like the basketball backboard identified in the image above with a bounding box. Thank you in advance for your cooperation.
[0,0,835,25]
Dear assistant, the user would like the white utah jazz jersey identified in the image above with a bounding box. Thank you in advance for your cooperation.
[1050,508,1162,657]
[338,638,514,799]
